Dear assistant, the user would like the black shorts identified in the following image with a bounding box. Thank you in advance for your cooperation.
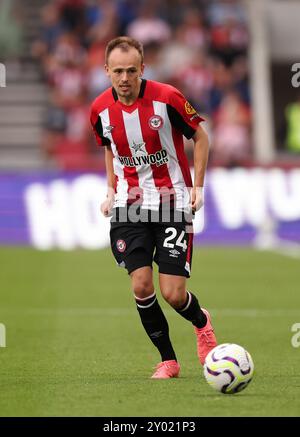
[110,207,193,277]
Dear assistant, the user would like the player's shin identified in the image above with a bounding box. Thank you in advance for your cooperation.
[135,292,177,362]
[175,291,207,328]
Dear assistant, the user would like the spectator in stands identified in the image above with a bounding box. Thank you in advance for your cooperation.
[161,0,206,28]
[31,3,64,59]
[211,90,251,166]
[86,0,119,46]
[45,32,87,110]
[143,42,164,81]
[175,7,208,50]
[43,91,103,171]
[231,55,250,105]
[172,49,213,114]
[116,0,138,34]
[50,59,87,110]
[209,17,248,65]
[209,58,234,113]
[126,3,171,45]
[207,0,247,27]
[156,26,195,82]
[207,0,248,66]
[47,32,87,73]
[86,43,111,99]
[56,0,87,36]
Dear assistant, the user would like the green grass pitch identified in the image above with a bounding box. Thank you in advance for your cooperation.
[0,247,299,417]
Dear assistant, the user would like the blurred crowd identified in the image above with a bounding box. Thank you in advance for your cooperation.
[32,0,252,171]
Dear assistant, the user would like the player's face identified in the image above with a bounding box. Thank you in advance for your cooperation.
[105,47,145,104]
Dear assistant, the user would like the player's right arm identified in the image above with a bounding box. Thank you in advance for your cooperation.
[101,145,116,217]
[90,96,116,217]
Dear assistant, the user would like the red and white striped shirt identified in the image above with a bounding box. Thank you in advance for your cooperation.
[90,79,204,210]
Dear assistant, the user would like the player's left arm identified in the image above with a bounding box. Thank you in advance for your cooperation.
[166,86,208,211]
[191,124,209,213]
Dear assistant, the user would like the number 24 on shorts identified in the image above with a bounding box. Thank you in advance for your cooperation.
[163,227,187,252]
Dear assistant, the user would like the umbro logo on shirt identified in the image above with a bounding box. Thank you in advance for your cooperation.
[104,125,114,134]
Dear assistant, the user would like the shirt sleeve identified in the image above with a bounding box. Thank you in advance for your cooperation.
[167,88,205,139]
[90,105,111,147]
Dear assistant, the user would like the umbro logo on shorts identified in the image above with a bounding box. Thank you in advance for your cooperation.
[169,249,180,258]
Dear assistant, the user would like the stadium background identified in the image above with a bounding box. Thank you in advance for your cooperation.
[0,0,299,417]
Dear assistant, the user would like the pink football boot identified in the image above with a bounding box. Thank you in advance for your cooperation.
[151,360,181,379]
[194,309,217,365]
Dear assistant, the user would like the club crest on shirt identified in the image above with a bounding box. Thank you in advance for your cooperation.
[116,239,126,253]
[184,101,197,115]
[148,115,164,130]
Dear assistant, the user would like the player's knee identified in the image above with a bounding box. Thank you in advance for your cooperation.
[162,287,186,309]
[133,283,154,299]
[131,266,154,298]
[132,276,154,298]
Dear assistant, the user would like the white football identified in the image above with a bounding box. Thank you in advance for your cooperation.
[204,343,254,394]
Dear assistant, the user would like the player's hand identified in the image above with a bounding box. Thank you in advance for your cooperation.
[191,187,204,213]
[100,194,114,217]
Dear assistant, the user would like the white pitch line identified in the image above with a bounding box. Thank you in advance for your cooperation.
[272,244,300,260]
[254,238,300,260]
[0,308,299,318]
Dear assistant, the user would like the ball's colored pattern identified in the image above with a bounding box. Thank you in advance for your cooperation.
[204,343,254,394]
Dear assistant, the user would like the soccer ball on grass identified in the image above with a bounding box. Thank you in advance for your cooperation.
[204,343,254,394]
